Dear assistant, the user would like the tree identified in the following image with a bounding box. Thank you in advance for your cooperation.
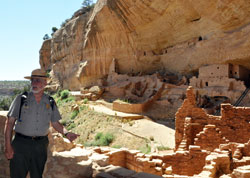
[43,34,50,40]
[51,27,58,36]
[82,0,93,7]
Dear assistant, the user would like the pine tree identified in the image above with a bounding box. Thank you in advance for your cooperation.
[43,34,50,40]
[82,0,93,7]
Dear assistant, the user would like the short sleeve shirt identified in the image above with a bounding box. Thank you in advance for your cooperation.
[7,92,61,136]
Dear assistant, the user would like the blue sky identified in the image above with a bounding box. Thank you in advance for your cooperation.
[0,0,96,81]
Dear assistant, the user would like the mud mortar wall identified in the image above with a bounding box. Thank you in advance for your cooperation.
[0,113,9,178]
[175,87,250,151]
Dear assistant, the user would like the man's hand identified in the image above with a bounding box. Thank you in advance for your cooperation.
[4,117,16,160]
[51,121,80,142]
[65,132,80,142]
[5,144,14,160]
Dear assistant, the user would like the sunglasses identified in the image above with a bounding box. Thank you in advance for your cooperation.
[31,78,44,83]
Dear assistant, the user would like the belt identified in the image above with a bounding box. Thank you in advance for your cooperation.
[15,132,47,140]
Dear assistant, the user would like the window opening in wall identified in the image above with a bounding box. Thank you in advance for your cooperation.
[198,36,202,41]
[211,73,213,75]
[206,82,208,86]
[217,67,219,69]
[144,52,146,56]
[235,72,237,75]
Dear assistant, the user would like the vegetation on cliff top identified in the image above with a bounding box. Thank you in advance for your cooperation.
[43,0,95,40]
[0,81,30,111]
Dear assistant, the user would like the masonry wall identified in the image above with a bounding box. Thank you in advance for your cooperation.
[175,87,250,151]
[198,63,250,81]
[0,113,9,178]
[190,75,246,90]
[112,83,164,114]
[199,64,230,78]
[108,146,208,176]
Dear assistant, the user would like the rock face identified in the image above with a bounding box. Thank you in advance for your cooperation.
[39,39,51,71]
[40,0,250,90]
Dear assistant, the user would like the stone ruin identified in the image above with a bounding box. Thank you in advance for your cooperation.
[173,87,250,178]
[190,63,250,111]
[94,87,250,177]
[0,86,249,178]
[75,58,188,121]
[73,62,250,123]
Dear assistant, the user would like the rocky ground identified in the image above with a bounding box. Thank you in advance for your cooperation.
[58,99,176,153]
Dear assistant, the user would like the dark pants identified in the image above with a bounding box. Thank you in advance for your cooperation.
[10,134,49,178]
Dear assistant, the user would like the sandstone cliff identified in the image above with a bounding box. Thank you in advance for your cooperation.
[40,0,250,90]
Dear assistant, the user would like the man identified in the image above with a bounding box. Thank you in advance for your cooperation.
[4,69,79,178]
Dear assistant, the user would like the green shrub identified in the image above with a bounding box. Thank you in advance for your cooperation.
[112,145,122,149]
[61,19,70,28]
[139,144,151,154]
[157,145,171,151]
[85,132,114,147]
[67,122,76,130]
[46,69,51,78]
[97,132,114,146]
[56,98,62,106]
[64,96,75,103]
[80,105,87,111]
[83,98,88,104]
[70,110,79,120]
[56,89,62,98]
[60,90,69,100]
[0,82,30,111]
[0,97,12,111]
[83,142,92,147]
[95,132,103,140]
[60,119,67,126]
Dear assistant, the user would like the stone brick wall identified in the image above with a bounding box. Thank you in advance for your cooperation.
[194,125,228,151]
[194,63,250,82]
[175,86,250,151]
[199,64,230,78]
[107,146,208,177]
[112,83,164,114]
[0,112,10,178]
[189,63,249,104]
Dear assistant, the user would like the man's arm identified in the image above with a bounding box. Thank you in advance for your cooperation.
[4,117,16,160]
[51,121,79,142]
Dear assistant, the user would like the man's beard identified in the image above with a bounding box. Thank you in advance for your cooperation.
[31,86,43,94]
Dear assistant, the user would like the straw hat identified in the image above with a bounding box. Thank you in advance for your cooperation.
[24,69,48,79]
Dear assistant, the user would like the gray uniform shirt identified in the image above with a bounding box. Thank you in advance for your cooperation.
[7,92,61,136]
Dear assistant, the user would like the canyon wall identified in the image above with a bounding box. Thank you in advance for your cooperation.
[40,0,250,90]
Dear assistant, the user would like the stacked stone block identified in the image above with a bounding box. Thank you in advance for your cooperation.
[194,125,228,151]
[0,113,9,178]
[109,150,164,176]
[175,86,250,151]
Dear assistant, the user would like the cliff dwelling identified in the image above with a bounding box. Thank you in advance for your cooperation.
[190,63,250,115]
